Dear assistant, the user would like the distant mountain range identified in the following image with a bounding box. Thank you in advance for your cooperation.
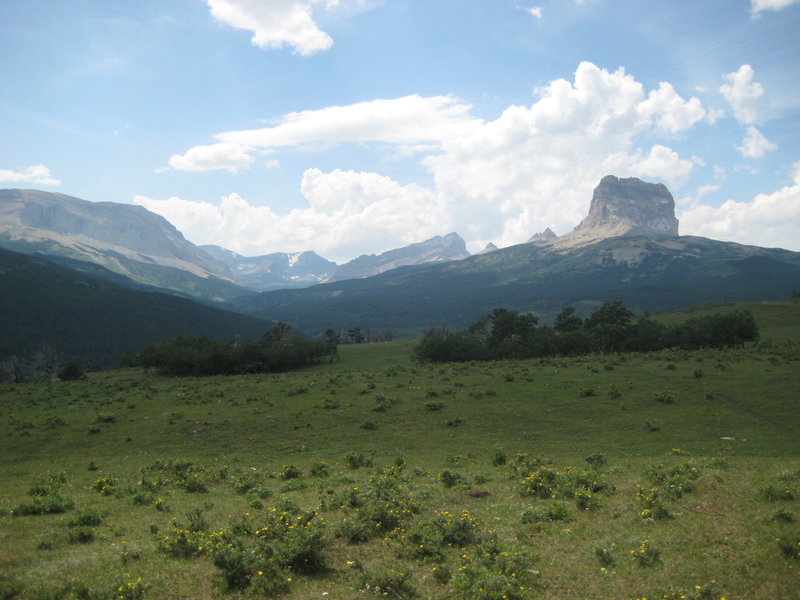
[0,189,471,296]
[228,176,800,334]
[202,233,470,291]
[324,232,469,283]
[2,176,799,364]
[201,245,338,291]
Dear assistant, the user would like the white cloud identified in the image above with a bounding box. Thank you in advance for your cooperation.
[215,94,481,150]
[521,6,543,19]
[168,142,254,173]
[206,0,336,55]
[160,62,709,258]
[630,145,694,182]
[737,125,778,158]
[0,164,61,186]
[135,169,445,262]
[637,82,706,135]
[679,162,800,251]
[751,0,800,14]
[720,65,767,124]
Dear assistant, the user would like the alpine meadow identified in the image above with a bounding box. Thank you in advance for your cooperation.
[1,299,798,599]
[3,2,800,599]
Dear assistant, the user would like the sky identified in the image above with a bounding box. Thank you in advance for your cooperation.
[1,0,799,262]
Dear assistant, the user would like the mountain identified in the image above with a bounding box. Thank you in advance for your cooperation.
[201,245,337,291]
[0,247,271,369]
[325,232,470,283]
[230,176,800,335]
[553,175,679,248]
[0,189,253,302]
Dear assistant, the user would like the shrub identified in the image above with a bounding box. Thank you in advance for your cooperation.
[68,510,103,528]
[343,451,373,469]
[115,577,151,600]
[584,453,606,469]
[491,448,507,466]
[654,391,675,404]
[630,539,661,567]
[759,484,794,501]
[521,502,570,524]
[595,547,615,567]
[777,537,800,561]
[91,476,118,496]
[279,465,303,480]
[438,470,465,488]
[57,361,85,381]
[772,507,794,522]
[358,566,415,598]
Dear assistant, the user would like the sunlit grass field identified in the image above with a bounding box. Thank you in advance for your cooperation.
[1,301,798,599]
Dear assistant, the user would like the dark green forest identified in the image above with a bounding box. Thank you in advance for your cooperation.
[125,323,337,376]
[413,301,759,362]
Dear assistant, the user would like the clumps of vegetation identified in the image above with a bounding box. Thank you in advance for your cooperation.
[12,473,74,516]
[508,455,613,510]
[630,539,661,567]
[343,451,373,470]
[521,501,571,524]
[414,302,758,362]
[126,322,337,376]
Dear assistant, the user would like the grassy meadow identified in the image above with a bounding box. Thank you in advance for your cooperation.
[1,300,799,600]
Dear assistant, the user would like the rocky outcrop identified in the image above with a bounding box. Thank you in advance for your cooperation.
[479,242,499,254]
[325,232,470,283]
[552,175,679,248]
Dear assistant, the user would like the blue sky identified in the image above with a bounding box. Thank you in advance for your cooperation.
[1,0,799,261]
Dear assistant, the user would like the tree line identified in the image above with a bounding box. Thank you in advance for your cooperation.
[124,322,338,376]
[413,301,759,363]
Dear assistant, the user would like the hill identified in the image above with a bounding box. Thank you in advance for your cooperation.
[0,247,271,370]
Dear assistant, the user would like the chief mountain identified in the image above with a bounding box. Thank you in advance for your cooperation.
[2,176,799,352]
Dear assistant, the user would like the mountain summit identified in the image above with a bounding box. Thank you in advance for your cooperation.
[554,175,679,248]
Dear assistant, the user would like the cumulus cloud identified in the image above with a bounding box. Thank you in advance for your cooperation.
[0,164,61,186]
[135,169,445,262]
[158,62,710,258]
[637,82,706,135]
[720,65,767,124]
[168,142,254,173]
[737,125,778,158]
[206,0,338,55]
[751,0,800,14]
[679,162,800,251]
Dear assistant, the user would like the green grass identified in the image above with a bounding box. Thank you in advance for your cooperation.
[1,301,799,599]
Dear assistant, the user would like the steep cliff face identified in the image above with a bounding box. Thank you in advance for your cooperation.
[551,175,679,248]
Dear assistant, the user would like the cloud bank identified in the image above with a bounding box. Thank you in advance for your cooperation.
[146,62,799,259]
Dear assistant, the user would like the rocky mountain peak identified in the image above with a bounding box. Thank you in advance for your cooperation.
[578,175,678,236]
[529,228,557,243]
[550,175,679,249]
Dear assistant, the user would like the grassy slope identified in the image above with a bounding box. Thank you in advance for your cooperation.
[0,300,798,599]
